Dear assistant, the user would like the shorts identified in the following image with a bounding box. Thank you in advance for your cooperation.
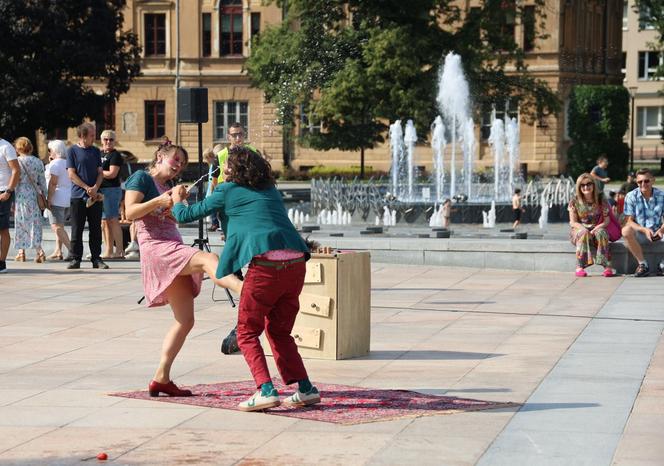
[635,230,664,244]
[101,186,122,220]
[0,191,14,230]
[513,208,521,222]
[47,205,69,225]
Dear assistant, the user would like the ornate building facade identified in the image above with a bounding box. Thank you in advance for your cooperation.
[53,0,624,176]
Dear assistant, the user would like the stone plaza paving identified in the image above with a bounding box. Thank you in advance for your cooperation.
[1,259,663,465]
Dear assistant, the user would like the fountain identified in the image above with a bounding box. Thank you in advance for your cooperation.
[308,52,576,225]
[431,116,446,202]
[403,120,417,200]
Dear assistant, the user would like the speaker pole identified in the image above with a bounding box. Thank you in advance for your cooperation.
[196,121,204,249]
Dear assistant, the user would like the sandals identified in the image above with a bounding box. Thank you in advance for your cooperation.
[35,251,46,263]
[47,253,64,261]
[15,251,25,262]
[575,268,587,277]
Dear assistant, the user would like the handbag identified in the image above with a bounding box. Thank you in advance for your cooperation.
[17,158,47,211]
[606,207,622,242]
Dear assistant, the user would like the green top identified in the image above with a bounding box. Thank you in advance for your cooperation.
[172,182,309,278]
[124,170,160,200]
[216,143,257,183]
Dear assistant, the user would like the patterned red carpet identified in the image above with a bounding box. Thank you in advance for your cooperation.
[112,380,516,425]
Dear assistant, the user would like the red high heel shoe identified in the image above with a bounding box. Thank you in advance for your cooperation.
[148,380,193,397]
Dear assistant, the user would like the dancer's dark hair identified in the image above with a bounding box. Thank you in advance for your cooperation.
[226,146,275,190]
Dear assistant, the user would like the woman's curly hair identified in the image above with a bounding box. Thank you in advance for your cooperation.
[226,146,275,189]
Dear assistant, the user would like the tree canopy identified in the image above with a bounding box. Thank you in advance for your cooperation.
[0,0,141,141]
[246,0,560,173]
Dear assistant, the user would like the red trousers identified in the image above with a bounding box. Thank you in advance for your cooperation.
[237,260,309,388]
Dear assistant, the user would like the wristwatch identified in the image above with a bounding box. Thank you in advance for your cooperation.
[5,188,13,193]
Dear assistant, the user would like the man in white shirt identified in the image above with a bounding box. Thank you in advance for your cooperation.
[0,138,20,273]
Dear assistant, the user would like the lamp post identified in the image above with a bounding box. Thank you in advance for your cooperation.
[629,86,638,172]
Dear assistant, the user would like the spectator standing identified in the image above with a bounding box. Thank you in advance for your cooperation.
[216,123,256,184]
[622,168,664,277]
[0,137,20,273]
[99,130,124,259]
[590,155,610,194]
[13,137,47,263]
[45,140,72,260]
[66,122,108,270]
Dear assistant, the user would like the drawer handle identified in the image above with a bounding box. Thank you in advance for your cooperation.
[310,303,317,308]
[293,334,300,340]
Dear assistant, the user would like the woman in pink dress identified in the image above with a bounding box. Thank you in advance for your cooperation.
[124,139,242,397]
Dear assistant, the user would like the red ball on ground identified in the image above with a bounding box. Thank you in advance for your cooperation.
[97,452,108,461]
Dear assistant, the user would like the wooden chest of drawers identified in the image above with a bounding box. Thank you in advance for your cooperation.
[265,251,371,360]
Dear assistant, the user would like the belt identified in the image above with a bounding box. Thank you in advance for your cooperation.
[252,256,306,270]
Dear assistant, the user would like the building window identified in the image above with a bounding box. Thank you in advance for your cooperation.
[638,51,663,80]
[639,5,655,30]
[202,13,212,57]
[214,101,248,141]
[522,5,536,52]
[622,52,627,81]
[299,103,322,137]
[637,107,664,138]
[623,3,628,30]
[480,98,519,140]
[145,101,165,140]
[220,0,243,56]
[96,100,116,139]
[251,12,261,39]
[144,13,166,56]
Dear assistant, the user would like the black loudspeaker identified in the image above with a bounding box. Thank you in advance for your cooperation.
[177,88,208,123]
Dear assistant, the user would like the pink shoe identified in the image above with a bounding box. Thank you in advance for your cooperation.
[575,268,587,277]
[602,268,615,277]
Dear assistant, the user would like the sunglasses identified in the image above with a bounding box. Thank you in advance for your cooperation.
[580,182,594,188]
[637,179,651,185]
[228,132,243,138]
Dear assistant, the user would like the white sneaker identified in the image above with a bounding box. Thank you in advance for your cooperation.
[124,241,139,254]
[283,386,321,407]
[125,251,140,260]
[238,389,280,412]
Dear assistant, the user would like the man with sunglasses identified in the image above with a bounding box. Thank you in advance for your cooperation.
[216,123,256,184]
[622,168,664,277]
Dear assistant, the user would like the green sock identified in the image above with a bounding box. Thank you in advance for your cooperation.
[261,381,275,396]
[298,378,313,393]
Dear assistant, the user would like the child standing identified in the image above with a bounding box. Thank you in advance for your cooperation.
[512,188,524,230]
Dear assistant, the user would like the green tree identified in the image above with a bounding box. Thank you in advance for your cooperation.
[0,0,141,142]
[246,0,559,176]
[567,86,630,179]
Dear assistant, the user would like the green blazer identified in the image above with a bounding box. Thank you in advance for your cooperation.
[172,182,309,278]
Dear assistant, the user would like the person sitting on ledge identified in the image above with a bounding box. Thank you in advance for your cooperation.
[568,173,614,277]
[622,168,664,277]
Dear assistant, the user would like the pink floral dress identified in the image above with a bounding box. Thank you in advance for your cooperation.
[568,198,611,268]
[125,171,203,307]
